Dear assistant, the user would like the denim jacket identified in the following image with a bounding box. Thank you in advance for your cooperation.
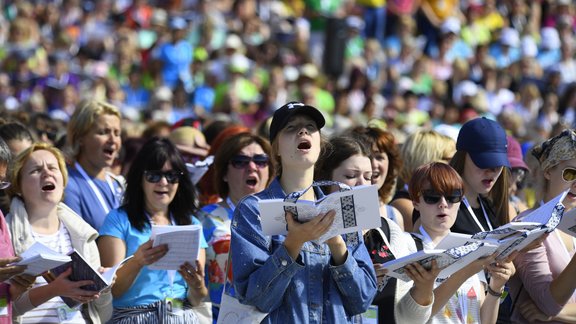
[230,178,377,323]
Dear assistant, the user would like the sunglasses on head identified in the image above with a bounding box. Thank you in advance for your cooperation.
[230,154,269,169]
[144,170,183,184]
[421,189,463,204]
[562,167,576,182]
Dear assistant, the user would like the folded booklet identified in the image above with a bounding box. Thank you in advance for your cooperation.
[259,185,381,243]
[15,242,71,276]
[383,239,497,282]
[46,250,132,308]
[471,190,569,260]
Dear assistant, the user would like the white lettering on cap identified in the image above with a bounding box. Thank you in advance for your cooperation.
[287,102,305,109]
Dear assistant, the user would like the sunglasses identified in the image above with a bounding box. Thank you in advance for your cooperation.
[144,170,183,184]
[421,189,463,204]
[230,154,269,169]
[562,167,576,182]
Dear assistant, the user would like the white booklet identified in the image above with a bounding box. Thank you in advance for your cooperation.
[557,208,576,237]
[435,233,498,279]
[150,225,202,270]
[383,238,496,282]
[258,185,381,243]
[16,242,71,276]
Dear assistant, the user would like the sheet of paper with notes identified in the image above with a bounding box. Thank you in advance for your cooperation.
[150,225,202,270]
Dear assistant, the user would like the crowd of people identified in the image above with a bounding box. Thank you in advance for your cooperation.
[0,0,573,323]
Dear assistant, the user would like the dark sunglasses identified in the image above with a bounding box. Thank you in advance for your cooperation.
[421,189,463,204]
[144,170,183,184]
[230,154,269,169]
[562,167,576,182]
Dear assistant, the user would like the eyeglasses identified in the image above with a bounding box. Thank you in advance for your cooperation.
[421,189,463,204]
[0,181,10,190]
[562,167,576,182]
[144,170,183,184]
[230,154,269,169]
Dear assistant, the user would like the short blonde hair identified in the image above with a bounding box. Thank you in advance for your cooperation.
[67,99,121,159]
[8,142,68,200]
[399,130,456,184]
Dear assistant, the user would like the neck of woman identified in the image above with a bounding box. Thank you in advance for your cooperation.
[420,225,450,247]
[77,155,106,180]
[464,183,480,208]
[146,208,170,225]
[280,168,316,201]
[27,204,60,235]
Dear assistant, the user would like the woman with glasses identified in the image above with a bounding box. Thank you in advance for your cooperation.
[6,142,112,323]
[97,137,208,323]
[199,132,273,321]
[509,130,576,323]
[229,102,377,323]
[64,99,124,231]
[410,162,515,324]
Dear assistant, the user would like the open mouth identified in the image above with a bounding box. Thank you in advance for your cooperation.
[246,177,257,186]
[42,183,56,191]
[297,141,311,150]
[103,148,115,157]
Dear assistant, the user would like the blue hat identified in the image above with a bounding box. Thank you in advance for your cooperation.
[456,117,510,169]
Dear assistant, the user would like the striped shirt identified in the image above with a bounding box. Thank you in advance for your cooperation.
[22,222,84,324]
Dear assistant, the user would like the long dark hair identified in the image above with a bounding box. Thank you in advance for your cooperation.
[122,137,198,231]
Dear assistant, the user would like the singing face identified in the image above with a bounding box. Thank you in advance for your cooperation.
[78,113,121,171]
[20,150,65,209]
[414,187,462,236]
[226,142,270,201]
[545,159,576,210]
[277,114,321,170]
[143,161,180,214]
[331,154,373,190]
[462,154,503,196]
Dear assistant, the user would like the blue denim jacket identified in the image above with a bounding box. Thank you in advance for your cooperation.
[230,178,377,323]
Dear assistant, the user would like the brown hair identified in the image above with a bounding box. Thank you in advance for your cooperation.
[213,133,274,199]
[409,162,463,201]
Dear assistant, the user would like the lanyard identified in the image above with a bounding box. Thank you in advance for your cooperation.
[419,225,435,248]
[226,197,236,211]
[75,162,117,216]
[462,196,493,232]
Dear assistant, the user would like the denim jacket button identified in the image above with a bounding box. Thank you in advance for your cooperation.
[281,259,288,266]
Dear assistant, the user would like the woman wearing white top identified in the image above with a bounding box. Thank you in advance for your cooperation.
[410,162,515,324]
[6,142,112,323]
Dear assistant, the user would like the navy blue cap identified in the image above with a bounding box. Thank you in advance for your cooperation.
[456,117,510,169]
[269,102,325,142]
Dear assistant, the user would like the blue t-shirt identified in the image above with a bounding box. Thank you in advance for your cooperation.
[99,208,208,307]
[64,165,123,231]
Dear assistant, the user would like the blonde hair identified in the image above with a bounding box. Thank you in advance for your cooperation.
[67,99,121,159]
[399,130,456,185]
[8,142,68,200]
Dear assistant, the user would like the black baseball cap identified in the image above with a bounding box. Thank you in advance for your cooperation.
[269,102,325,142]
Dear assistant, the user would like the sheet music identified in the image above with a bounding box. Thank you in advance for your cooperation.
[259,185,381,243]
[149,225,202,270]
[102,255,133,284]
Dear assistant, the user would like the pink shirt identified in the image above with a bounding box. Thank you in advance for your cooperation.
[0,212,14,323]
[510,230,576,323]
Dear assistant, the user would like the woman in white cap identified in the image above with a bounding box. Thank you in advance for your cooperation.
[229,102,377,323]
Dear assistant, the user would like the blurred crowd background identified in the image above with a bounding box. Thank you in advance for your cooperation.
[0,0,574,168]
